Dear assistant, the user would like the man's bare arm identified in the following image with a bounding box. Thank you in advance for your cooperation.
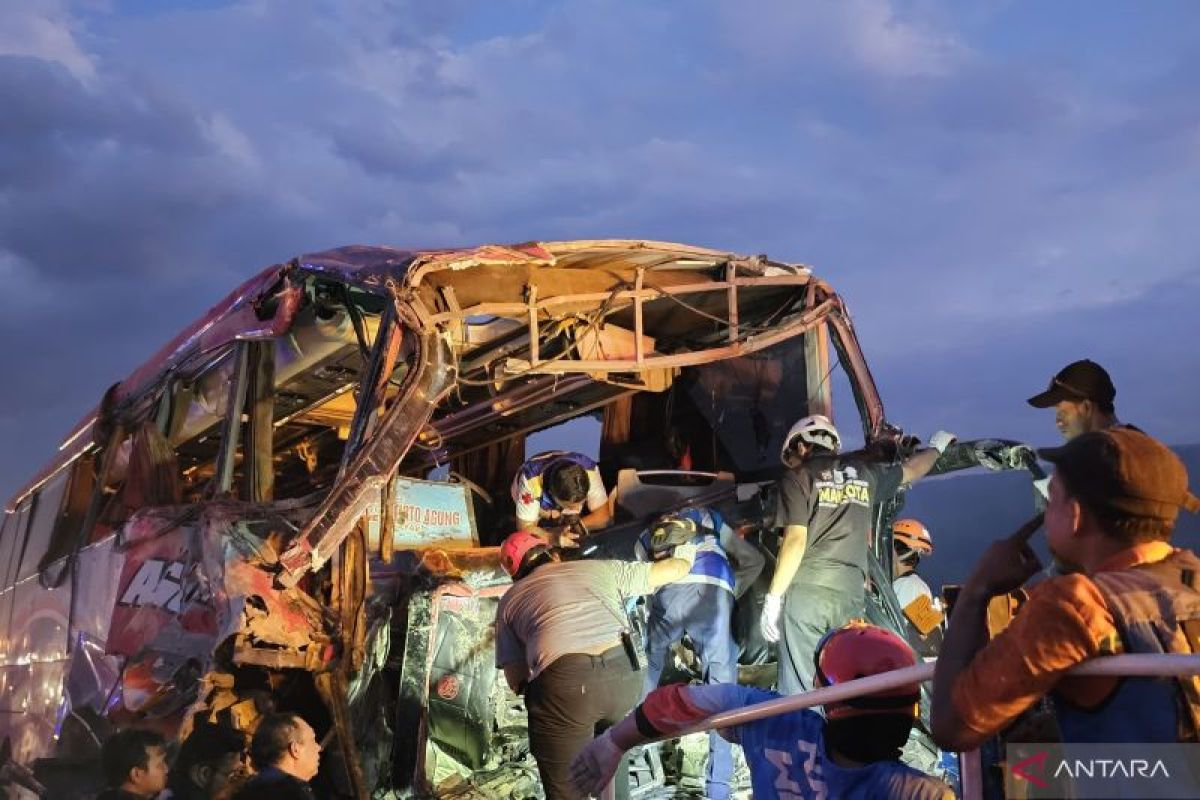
[582,501,614,529]
[901,431,957,484]
[930,584,993,751]
[647,547,697,589]
[930,514,1044,751]
[769,525,808,596]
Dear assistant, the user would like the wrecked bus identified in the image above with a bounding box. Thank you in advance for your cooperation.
[0,240,1035,797]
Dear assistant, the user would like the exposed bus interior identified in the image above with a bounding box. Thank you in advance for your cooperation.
[13,242,1034,799]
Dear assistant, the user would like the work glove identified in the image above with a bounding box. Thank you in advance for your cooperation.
[672,543,698,566]
[570,729,625,798]
[929,430,958,454]
[760,592,783,643]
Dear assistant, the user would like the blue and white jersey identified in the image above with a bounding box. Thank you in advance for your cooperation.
[734,689,950,799]
[637,507,736,594]
[511,451,607,524]
[643,686,950,796]
[640,683,952,800]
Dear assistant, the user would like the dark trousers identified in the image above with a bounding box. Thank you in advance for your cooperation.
[778,583,862,695]
[645,583,736,800]
[526,646,644,800]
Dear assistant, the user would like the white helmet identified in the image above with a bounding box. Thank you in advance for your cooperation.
[781,414,841,460]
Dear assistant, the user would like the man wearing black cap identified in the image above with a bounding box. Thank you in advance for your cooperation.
[1027,358,1131,441]
[930,428,1200,751]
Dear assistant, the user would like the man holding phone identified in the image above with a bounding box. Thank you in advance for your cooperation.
[930,428,1200,750]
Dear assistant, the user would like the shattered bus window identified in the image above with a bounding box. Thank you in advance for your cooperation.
[0,241,1041,798]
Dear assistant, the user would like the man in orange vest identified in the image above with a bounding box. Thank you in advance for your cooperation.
[932,428,1200,752]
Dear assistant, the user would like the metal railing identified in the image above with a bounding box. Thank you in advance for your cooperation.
[607,653,1200,800]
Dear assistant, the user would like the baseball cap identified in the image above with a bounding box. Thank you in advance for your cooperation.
[1027,359,1116,408]
[499,530,550,577]
[1038,428,1200,523]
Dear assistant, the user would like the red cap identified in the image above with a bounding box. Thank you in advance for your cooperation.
[500,530,549,577]
[815,621,919,720]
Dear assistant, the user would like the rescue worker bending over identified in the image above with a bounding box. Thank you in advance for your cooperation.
[932,428,1200,753]
[571,621,953,799]
[891,519,945,653]
[635,507,765,800]
[512,450,614,546]
[494,530,696,800]
[763,415,955,693]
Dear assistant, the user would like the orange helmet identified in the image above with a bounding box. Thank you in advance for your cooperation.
[500,531,550,577]
[814,621,920,720]
[892,519,932,556]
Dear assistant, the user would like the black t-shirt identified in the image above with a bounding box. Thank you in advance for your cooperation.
[773,455,903,592]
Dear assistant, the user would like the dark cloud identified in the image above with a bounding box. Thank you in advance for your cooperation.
[1,0,1199,502]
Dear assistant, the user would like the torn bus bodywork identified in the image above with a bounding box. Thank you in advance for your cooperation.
[1,241,1034,798]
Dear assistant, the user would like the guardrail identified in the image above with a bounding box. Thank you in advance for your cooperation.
[606,653,1200,800]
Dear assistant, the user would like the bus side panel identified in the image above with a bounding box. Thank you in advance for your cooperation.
[71,538,125,646]
[0,584,16,751]
[0,539,124,766]
[7,574,69,764]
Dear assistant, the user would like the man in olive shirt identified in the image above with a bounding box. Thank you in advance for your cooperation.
[494,531,696,799]
[761,415,956,694]
[1027,359,1131,442]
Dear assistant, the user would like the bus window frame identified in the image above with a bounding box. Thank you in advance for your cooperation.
[0,500,32,590]
[0,509,19,591]
[15,470,70,584]
[36,452,98,585]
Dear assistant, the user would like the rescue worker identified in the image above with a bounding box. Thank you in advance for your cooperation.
[762,414,956,693]
[571,621,954,799]
[512,450,614,546]
[494,530,696,799]
[635,507,765,800]
[891,519,936,608]
[891,518,944,655]
[1027,358,1134,442]
[931,428,1200,753]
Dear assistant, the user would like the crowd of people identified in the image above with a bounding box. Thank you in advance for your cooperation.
[97,358,1199,800]
[96,712,320,800]
[496,358,1200,799]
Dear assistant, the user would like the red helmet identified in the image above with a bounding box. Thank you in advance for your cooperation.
[500,530,549,577]
[892,518,933,556]
[814,621,920,720]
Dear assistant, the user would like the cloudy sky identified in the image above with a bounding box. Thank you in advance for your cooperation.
[2,0,1199,499]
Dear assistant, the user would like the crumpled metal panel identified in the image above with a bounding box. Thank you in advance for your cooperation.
[103,500,329,717]
[279,306,453,587]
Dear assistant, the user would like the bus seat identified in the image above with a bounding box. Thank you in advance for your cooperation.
[613,468,737,521]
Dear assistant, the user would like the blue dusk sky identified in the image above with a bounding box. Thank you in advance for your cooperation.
[1,0,1198,498]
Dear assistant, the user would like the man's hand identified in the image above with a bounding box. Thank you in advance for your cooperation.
[929,430,958,454]
[964,513,1044,598]
[545,523,583,549]
[672,543,698,567]
[570,729,625,797]
[760,593,783,643]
